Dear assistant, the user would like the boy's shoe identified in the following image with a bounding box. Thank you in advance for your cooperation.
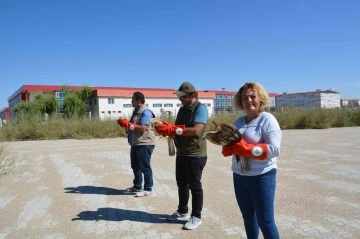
[135,191,152,197]
[167,211,190,221]
[183,216,202,230]
[125,186,142,192]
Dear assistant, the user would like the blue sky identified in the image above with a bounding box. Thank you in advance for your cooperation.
[1,0,359,108]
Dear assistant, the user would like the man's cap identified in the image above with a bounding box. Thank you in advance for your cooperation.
[175,82,196,96]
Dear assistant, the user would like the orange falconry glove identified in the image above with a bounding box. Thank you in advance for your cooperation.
[155,123,186,136]
[117,118,136,131]
[221,146,233,157]
[222,138,268,160]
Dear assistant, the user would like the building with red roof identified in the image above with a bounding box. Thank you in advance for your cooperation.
[0,107,9,122]
[6,84,279,120]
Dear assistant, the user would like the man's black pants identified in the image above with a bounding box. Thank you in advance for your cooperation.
[176,155,207,219]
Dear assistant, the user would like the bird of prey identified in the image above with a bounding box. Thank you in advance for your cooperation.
[150,118,176,156]
[203,120,251,172]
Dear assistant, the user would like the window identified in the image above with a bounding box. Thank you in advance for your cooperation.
[112,111,116,113]
[123,104,132,108]
[94,99,97,105]
[205,103,211,107]
[164,103,173,107]
[56,91,66,115]
[177,103,182,107]
[153,104,162,107]
[101,111,105,113]
[108,111,111,114]
[117,111,121,113]
[146,104,149,107]
[108,98,114,104]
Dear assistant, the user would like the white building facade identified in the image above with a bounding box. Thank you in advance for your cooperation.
[341,99,360,107]
[277,90,340,109]
[90,97,214,120]
[90,88,215,119]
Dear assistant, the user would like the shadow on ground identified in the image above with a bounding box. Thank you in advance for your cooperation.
[72,207,184,225]
[64,186,130,195]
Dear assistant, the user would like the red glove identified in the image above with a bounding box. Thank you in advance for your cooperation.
[222,146,233,157]
[222,139,268,160]
[155,123,186,136]
[117,118,136,131]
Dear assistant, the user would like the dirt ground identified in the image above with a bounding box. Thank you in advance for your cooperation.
[0,127,359,238]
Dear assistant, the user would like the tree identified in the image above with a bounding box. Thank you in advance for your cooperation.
[62,85,93,118]
[63,92,88,118]
[13,101,41,121]
[34,94,58,115]
[78,86,93,101]
[13,86,92,120]
[43,94,58,115]
[13,93,59,121]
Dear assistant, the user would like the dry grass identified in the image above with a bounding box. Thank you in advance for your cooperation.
[0,135,15,176]
[273,107,360,129]
[0,118,126,141]
[0,108,359,142]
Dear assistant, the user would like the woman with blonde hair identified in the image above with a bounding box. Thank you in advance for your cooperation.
[222,82,281,239]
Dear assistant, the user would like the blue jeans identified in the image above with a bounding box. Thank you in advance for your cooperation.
[233,169,279,239]
[130,145,155,191]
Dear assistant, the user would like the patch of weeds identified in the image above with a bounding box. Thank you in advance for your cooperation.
[0,142,15,176]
